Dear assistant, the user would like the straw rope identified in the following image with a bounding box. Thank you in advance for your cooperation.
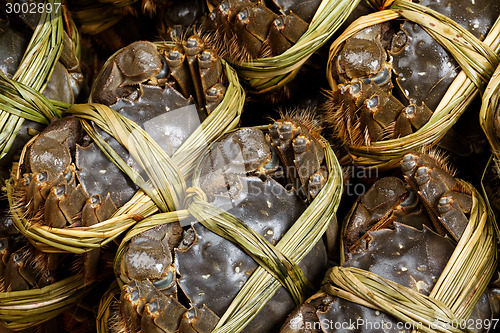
[327,0,500,169]
[325,180,497,332]
[0,0,65,160]
[109,130,343,332]
[234,0,361,93]
[5,58,244,253]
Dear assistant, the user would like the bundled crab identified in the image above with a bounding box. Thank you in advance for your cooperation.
[107,111,339,332]
[324,0,500,166]
[203,0,322,62]
[281,151,499,332]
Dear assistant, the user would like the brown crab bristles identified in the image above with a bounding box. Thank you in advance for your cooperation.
[381,121,396,141]
[11,186,43,226]
[350,113,365,147]
[32,250,52,277]
[322,91,366,147]
[11,188,45,227]
[420,147,457,177]
[141,0,158,16]
[363,127,371,147]
[0,276,6,292]
[258,39,273,59]
[69,256,85,278]
[202,28,253,64]
[108,301,130,333]
[275,108,325,144]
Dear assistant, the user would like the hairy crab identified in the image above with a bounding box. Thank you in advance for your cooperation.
[92,38,227,158]
[203,0,322,62]
[325,0,500,148]
[111,113,330,332]
[281,152,498,333]
[10,116,137,284]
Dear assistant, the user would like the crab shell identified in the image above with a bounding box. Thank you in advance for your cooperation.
[0,15,82,105]
[326,23,437,146]
[175,175,327,332]
[174,124,328,331]
[112,117,329,332]
[401,152,472,242]
[390,0,500,111]
[343,176,432,255]
[91,39,226,162]
[281,224,495,333]
[12,116,140,284]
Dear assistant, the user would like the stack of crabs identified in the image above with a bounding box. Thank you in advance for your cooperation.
[1,0,500,332]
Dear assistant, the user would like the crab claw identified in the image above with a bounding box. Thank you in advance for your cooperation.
[308,167,328,200]
[205,83,226,114]
[233,5,277,58]
[437,191,472,241]
[141,294,187,332]
[401,152,472,242]
[119,281,155,332]
[4,249,37,291]
[178,305,219,332]
[267,13,308,56]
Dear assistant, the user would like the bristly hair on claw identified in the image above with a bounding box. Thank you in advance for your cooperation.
[274,108,325,146]
[419,147,457,178]
[322,90,364,147]
[202,29,254,64]
[108,300,129,333]
[171,26,202,45]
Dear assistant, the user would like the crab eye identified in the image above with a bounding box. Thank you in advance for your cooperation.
[273,17,284,29]
[37,172,47,183]
[219,1,230,14]
[168,49,181,61]
[366,96,379,109]
[237,9,249,23]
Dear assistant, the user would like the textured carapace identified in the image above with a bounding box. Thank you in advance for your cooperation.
[324,0,500,147]
[110,113,329,332]
[281,223,496,333]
